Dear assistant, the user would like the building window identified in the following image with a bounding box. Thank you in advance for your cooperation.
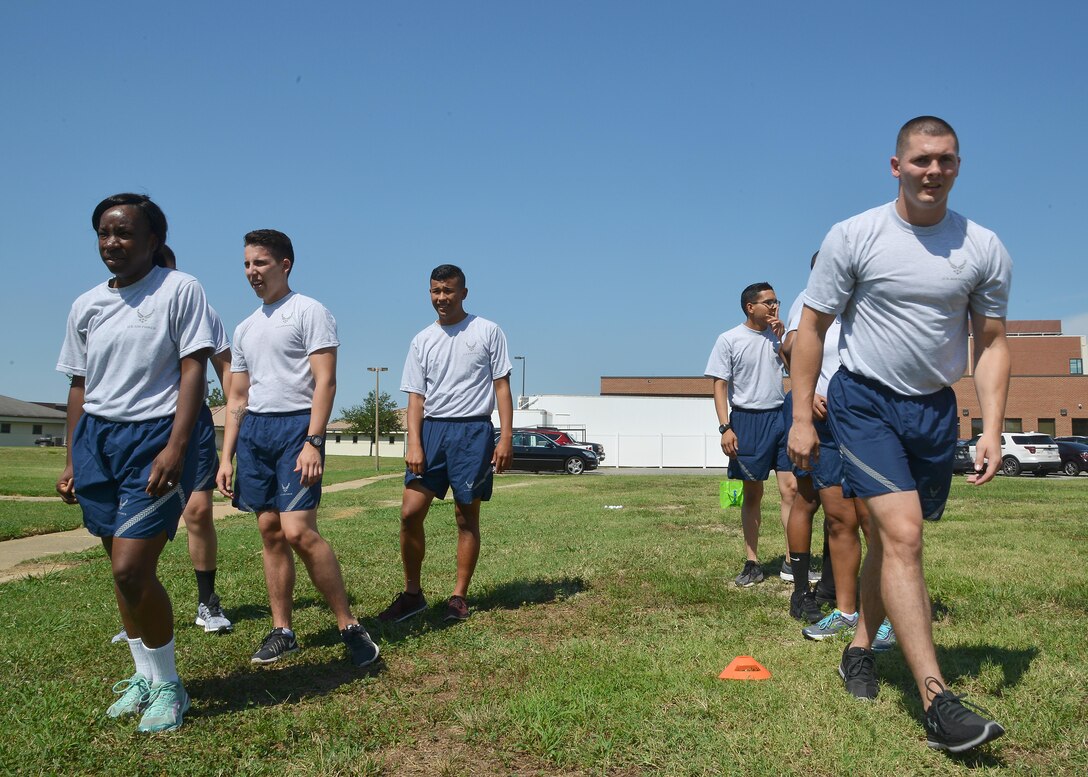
[970,418,984,437]
[1072,358,1084,375]
[0,423,9,433]
[32,424,43,435]
[1074,419,1088,437]
[1004,418,1023,433]
[1038,418,1056,437]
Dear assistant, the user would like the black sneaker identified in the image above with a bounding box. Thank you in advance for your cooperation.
[789,590,823,624]
[734,560,764,588]
[444,595,470,621]
[813,583,837,607]
[924,678,1005,753]
[251,627,300,664]
[341,623,380,668]
[377,591,429,623]
[839,646,878,700]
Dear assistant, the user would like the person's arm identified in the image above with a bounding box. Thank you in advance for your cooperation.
[493,374,513,473]
[404,392,426,475]
[787,306,835,468]
[56,377,85,504]
[211,347,232,401]
[216,369,250,498]
[712,378,739,458]
[780,330,797,372]
[296,347,336,487]
[147,350,210,496]
[968,312,1011,486]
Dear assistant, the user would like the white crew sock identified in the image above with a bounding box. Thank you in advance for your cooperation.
[144,637,179,684]
[126,637,153,679]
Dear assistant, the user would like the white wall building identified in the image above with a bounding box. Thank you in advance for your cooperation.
[0,395,67,447]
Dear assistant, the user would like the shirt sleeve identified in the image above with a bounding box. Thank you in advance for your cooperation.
[704,333,733,381]
[400,337,426,396]
[784,293,806,336]
[968,234,1012,319]
[230,322,248,373]
[301,302,339,355]
[174,279,217,358]
[803,223,855,316]
[489,323,512,380]
[56,303,88,377]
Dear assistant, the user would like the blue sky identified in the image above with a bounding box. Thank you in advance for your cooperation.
[2,2,1083,410]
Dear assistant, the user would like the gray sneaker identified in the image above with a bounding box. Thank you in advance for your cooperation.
[803,609,858,640]
[872,618,896,652]
[734,560,764,587]
[195,593,233,634]
[780,562,822,584]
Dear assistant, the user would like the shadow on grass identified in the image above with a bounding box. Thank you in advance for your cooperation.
[372,576,587,644]
[224,596,336,626]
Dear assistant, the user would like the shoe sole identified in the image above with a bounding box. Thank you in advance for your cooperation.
[348,643,381,668]
[379,602,429,624]
[444,611,470,621]
[195,617,233,634]
[803,627,850,641]
[251,646,300,664]
[927,722,1005,753]
[780,571,794,582]
[734,577,764,588]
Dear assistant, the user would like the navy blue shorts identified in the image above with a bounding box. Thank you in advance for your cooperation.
[72,413,197,540]
[727,405,790,482]
[782,392,844,490]
[233,411,322,513]
[405,417,495,504]
[192,404,219,492]
[827,368,957,521]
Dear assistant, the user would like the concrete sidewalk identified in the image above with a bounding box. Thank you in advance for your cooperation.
[0,473,401,584]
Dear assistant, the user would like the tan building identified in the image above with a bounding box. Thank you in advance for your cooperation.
[0,395,67,447]
[601,320,1088,440]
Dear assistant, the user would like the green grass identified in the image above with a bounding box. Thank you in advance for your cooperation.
[0,471,1085,775]
[0,501,84,541]
[0,447,69,496]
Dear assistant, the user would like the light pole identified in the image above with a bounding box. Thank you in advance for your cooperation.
[513,355,526,409]
[367,367,388,471]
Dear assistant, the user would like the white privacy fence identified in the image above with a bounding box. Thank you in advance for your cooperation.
[591,434,730,468]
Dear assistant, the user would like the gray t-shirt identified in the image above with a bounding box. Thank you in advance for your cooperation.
[704,323,785,410]
[208,304,230,356]
[785,292,841,397]
[804,202,1012,396]
[57,266,216,421]
[401,314,512,418]
[231,292,339,413]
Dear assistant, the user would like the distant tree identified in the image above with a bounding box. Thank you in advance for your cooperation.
[339,391,401,440]
[207,385,226,407]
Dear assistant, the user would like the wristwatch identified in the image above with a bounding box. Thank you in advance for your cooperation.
[718,423,731,435]
[304,434,325,448]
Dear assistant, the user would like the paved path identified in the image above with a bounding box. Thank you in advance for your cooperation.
[0,473,401,584]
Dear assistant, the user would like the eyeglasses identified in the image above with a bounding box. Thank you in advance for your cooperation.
[755,299,780,308]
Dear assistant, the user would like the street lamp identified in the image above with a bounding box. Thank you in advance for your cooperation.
[366,367,388,471]
[513,355,526,409]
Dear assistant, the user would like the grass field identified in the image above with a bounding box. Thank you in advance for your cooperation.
[0,465,1085,775]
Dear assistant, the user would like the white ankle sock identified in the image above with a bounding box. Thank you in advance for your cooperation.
[144,638,179,684]
[840,611,859,624]
[126,637,153,679]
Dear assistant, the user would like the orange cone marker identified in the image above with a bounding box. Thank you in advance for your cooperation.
[719,655,772,680]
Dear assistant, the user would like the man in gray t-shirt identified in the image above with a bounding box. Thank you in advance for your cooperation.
[788,117,1010,753]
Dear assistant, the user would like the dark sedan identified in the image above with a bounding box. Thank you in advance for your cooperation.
[1057,440,1088,476]
[501,431,599,475]
[952,440,974,474]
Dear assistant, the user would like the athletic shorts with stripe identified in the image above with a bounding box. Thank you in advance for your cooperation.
[233,411,322,513]
[72,413,197,540]
[405,417,495,504]
[827,367,956,522]
[727,405,791,482]
[782,391,844,489]
[191,403,219,492]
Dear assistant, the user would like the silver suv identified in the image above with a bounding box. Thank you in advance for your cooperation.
[969,433,1061,477]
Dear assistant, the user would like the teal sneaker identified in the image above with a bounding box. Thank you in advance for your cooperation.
[872,618,897,652]
[106,673,150,718]
[138,680,191,733]
[802,609,858,641]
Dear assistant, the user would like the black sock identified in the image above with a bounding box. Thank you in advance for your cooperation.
[789,552,811,595]
[195,568,217,605]
[818,524,835,593]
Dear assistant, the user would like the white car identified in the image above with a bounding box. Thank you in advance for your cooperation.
[969,433,1061,477]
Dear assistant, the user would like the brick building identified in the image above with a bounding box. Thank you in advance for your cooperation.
[601,320,1088,440]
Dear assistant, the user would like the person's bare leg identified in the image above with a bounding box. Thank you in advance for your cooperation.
[183,490,216,571]
[776,470,798,557]
[400,483,435,593]
[786,475,818,557]
[740,480,764,561]
[110,533,173,648]
[257,509,296,630]
[821,486,861,613]
[452,499,482,598]
[853,491,944,709]
[280,509,357,629]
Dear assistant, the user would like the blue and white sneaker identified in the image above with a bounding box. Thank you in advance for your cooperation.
[106,673,150,718]
[872,618,897,652]
[802,609,858,641]
[138,680,191,732]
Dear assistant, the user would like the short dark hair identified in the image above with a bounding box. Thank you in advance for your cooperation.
[244,229,294,264]
[896,115,959,157]
[810,251,819,270]
[740,282,773,313]
[431,264,466,286]
[91,193,168,266]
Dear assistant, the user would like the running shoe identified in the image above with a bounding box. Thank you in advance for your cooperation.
[111,628,128,644]
[813,584,837,607]
[780,562,821,583]
[924,678,1005,753]
[445,595,470,621]
[789,590,823,624]
[377,590,429,623]
[106,673,150,718]
[839,646,878,700]
[195,593,233,634]
[872,618,897,652]
[341,623,380,668]
[734,560,764,587]
[250,627,300,664]
[803,609,858,640]
[138,680,191,733]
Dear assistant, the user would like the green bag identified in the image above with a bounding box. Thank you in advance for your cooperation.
[720,480,744,508]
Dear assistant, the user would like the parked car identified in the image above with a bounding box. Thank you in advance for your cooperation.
[1055,435,1088,446]
[34,436,63,447]
[952,440,975,474]
[969,432,1061,477]
[502,430,598,474]
[517,427,606,463]
[1056,440,1088,476]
